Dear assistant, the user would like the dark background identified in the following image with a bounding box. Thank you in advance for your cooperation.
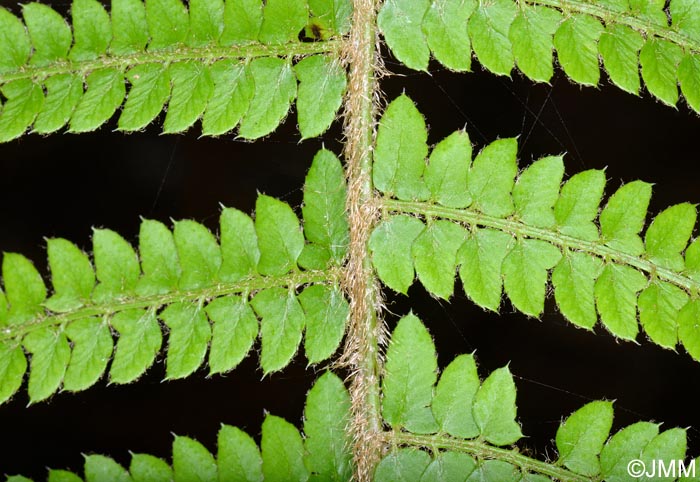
[1,4,700,477]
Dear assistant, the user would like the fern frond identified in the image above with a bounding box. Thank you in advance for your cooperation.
[376,314,694,482]
[4,371,353,482]
[370,95,700,361]
[379,0,700,113]
[9,315,696,480]
[0,0,350,142]
[0,149,349,405]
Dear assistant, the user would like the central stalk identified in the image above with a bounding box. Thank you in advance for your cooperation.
[341,0,384,480]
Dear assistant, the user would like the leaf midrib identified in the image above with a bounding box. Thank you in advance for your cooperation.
[527,0,700,54]
[0,267,340,345]
[385,198,699,296]
[0,40,341,84]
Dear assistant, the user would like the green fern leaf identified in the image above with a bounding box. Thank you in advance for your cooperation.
[686,238,700,281]
[599,24,645,95]
[552,251,602,330]
[630,0,666,25]
[238,58,297,139]
[92,228,140,301]
[600,180,652,256]
[48,469,83,482]
[162,302,211,380]
[421,0,476,72]
[374,449,431,482]
[137,219,181,295]
[512,155,564,229]
[638,281,688,348]
[201,61,254,136]
[373,94,429,201]
[3,253,46,323]
[468,0,517,76]
[110,0,149,54]
[70,0,111,61]
[472,460,522,481]
[377,315,695,480]
[45,238,95,312]
[0,287,6,323]
[23,327,70,404]
[639,428,688,481]
[431,354,480,439]
[172,436,217,482]
[146,0,189,50]
[69,69,125,133]
[553,15,604,86]
[188,0,224,46]
[299,228,333,271]
[458,229,514,312]
[256,194,305,276]
[0,80,43,143]
[599,421,659,481]
[412,220,466,300]
[217,425,263,482]
[377,0,430,71]
[261,415,309,482]
[679,300,700,361]
[163,62,214,134]
[0,155,349,403]
[382,313,438,434]
[420,452,476,481]
[678,53,700,112]
[554,169,606,241]
[63,317,113,392]
[173,220,222,290]
[671,0,700,40]
[640,39,683,107]
[308,0,352,38]
[252,288,305,374]
[219,208,260,282]
[502,238,561,317]
[23,3,72,66]
[595,263,647,340]
[556,401,614,476]
[472,366,522,446]
[6,476,33,482]
[259,0,308,44]
[109,309,162,384]
[84,455,131,482]
[303,371,353,482]
[509,5,562,83]
[298,285,348,364]
[0,8,30,72]
[205,296,257,375]
[7,1,700,477]
[294,55,347,140]
[221,0,263,45]
[424,130,472,209]
[0,342,26,405]
[645,203,696,272]
[118,64,171,132]
[130,454,173,482]
[369,215,425,294]
[467,137,517,218]
[302,149,349,263]
[33,74,83,135]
